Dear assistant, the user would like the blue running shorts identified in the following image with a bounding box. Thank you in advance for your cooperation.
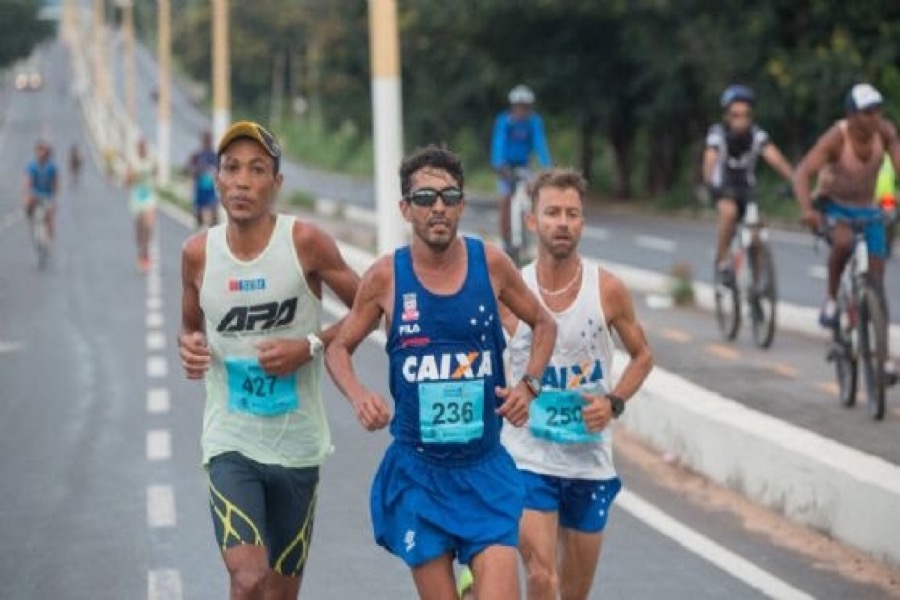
[520,469,621,534]
[824,202,887,259]
[371,442,524,567]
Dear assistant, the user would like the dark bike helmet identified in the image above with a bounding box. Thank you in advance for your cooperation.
[720,85,755,109]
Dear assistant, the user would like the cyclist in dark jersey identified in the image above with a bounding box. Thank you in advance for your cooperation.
[703,85,793,283]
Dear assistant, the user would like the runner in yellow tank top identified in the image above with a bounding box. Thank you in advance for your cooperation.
[179,121,360,599]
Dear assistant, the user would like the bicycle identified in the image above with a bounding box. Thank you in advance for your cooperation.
[816,197,893,420]
[507,167,535,267]
[714,199,778,348]
[28,200,51,270]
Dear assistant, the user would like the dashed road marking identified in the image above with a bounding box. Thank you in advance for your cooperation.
[768,362,799,378]
[147,331,166,352]
[147,388,170,414]
[146,311,164,329]
[635,234,677,253]
[705,343,741,362]
[147,296,163,311]
[147,356,168,378]
[807,265,827,281]
[147,429,172,461]
[147,484,176,528]
[148,569,182,600]
[815,381,840,398]
[662,328,692,343]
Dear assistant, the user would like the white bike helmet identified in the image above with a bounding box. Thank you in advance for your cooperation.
[509,84,535,105]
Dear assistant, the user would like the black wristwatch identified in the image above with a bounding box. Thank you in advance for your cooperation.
[521,375,542,398]
[607,393,626,419]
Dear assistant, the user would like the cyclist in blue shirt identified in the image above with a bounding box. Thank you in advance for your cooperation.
[491,85,552,253]
[22,140,59,242]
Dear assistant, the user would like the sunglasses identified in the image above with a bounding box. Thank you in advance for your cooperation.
[405,187,464,207]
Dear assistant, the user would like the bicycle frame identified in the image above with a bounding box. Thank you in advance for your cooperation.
[509,168,531,251]
[732,201,767,292]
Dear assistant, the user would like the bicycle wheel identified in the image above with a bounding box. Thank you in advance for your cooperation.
[749,243,777,349]
[857,284,887,420]
[714,274,741,341]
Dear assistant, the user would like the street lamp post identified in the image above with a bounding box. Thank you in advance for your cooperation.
[156,0,171,184]
[369,0,406,254]
[212,0,230,146]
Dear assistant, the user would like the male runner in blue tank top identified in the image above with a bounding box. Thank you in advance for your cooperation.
[326,145,557,599]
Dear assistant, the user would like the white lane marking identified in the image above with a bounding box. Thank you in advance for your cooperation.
[147,278,163,297]
[147,356,168,378]
[147,429,172,461]
[0,210,23,233]
[146,311,164,329]
[147,296,163,311]
[0,340,23,354]
[618,490,813,599]
[635,234,677,253]
[807,265,827,281]
[583,226,610,242]
[147,485,176,528]
[148,569,183,600]
[146,331,166,351]
[147,388,171,414]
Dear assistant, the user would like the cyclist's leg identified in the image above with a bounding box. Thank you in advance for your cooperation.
[44,202,56,241]
[715,196,739,265]
[827,224,854,300]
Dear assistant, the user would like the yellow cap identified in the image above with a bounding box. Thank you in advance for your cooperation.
[217,121,281,163]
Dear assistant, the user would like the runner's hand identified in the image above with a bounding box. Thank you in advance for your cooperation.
[179,332,211,379]
[495,383,531,427]
[351,391,391,431]
[803,208,822,233]
[257,339,308,377]
[581,392,613,433]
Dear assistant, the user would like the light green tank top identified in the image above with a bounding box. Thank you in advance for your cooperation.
[199,214,331,467]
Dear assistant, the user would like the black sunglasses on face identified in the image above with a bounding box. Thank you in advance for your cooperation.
[405,187,464,207]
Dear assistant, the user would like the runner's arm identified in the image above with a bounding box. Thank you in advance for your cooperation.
[601,268,653,401]
[325,258,392,430]
[179,234,210,379]
[293,222,361,346]
[761,143,794,182]
[490,246,555,379]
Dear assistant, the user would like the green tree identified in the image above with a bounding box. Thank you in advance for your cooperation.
[0,0,54,69]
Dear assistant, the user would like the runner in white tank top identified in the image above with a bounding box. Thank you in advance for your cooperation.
[178,121,360,597]
[499,168,653,600]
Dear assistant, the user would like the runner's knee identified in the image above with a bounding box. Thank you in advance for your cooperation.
[526,560,559,594]
[227,562,269,598]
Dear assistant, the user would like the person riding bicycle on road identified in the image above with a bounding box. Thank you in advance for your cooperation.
[491,85,552,255]
[793,83,900,335]
[703,85,794,285]
[22,140,59,243]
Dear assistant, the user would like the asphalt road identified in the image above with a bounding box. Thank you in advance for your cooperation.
[1,41,898,600]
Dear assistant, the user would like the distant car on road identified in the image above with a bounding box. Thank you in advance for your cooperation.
[14,69,43,92]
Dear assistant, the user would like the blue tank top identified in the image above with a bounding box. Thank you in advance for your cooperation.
[387,237,508,465]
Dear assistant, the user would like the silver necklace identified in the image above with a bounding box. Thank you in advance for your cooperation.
[538,263,582,297]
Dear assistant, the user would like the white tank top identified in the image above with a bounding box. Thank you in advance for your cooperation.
[501,259,617,480]
[199,215,331,467]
